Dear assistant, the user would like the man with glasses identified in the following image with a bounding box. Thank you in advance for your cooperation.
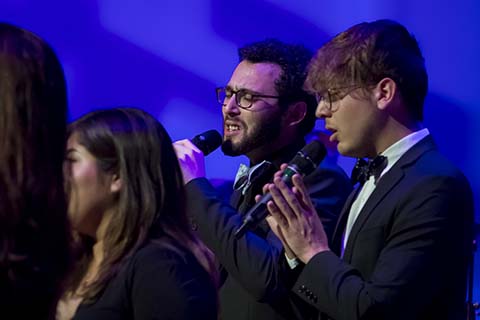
[174,39,352,320]
[264,20,474,320]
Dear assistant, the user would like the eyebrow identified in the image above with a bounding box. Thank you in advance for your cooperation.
[65,148,77,156]
[225,85,264,95]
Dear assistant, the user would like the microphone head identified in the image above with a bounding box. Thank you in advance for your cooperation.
[289,140,327,176]
[191,130,222,156]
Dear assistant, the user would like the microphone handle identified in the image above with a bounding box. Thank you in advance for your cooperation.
[234,197,270,238]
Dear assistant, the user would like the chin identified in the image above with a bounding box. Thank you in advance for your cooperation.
[336,142,350,156]
[221,140,243,156]
[337,143,358,158]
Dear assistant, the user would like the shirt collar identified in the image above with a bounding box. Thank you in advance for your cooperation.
[378,128,430,177]
[233,138,306,194]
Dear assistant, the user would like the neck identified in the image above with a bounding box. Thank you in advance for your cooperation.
[73,239,103,297]
[90,207,115,270]
[95,206,115,242]
[373,116,422,157]
[247,134,302,165]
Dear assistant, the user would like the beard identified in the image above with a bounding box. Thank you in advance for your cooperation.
[221,110,284,157]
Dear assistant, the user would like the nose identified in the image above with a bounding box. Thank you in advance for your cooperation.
[223,95,241,116]
[315,100,332,119]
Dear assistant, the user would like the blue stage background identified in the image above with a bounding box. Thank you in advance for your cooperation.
[1,0,478,304]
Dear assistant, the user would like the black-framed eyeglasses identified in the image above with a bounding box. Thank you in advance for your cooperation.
[216,86,280,109]
[316,85,363,112]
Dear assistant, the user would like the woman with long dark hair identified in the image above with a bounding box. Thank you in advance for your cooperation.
[58,107,218,319]
[0,23,71,319]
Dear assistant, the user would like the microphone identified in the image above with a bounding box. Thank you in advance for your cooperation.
[234,140,327,238]
[191,130,222,156]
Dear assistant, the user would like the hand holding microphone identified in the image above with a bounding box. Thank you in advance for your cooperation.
[191,130,222,156]
[173,130,222,184]
[234,140,327,238]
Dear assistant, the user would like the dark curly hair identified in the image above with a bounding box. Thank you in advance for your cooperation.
[239,39,317,136]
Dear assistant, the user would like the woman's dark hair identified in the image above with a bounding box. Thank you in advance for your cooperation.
[65,107,217,302]
[0,22,71,317]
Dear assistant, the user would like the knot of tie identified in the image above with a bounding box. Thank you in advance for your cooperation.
[351,155,387,186]
[233,161,273,195]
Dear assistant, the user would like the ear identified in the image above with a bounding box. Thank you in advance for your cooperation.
[373,77,397,111]
[285,101,307,127]
[110,173,122,193]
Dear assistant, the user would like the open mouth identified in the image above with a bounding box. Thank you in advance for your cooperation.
[329,131,338,142]
[226,124,240,132]
[325,126,338,142]
[224,119,243,137]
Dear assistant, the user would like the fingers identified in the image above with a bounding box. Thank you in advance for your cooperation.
[265,202,284,241]
[266,196,289,228]
[261,183,270,195]
[174,139,202,154]
[272,175,309,220]
[265,215,296,258]
[272,164,288,180]
[173,139,202,160]
[265,215,279,233]
[268,177,298,224]
[172,139,206,183]
[263,165,313,224]
[173,141,189,161]
[291,175,315,213]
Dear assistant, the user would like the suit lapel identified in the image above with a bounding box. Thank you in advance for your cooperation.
[230,189,243,210]
[342,135,437,261]
[342,168,404,260]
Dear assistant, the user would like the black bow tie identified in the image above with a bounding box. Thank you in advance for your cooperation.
[351,156,387,186]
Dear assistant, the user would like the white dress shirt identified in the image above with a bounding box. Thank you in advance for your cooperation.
[341,128,430,254]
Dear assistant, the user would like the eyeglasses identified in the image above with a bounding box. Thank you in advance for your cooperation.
[216,87,280,109]
[316,85,362,112]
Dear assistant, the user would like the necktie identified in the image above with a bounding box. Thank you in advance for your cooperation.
[233,163,249,191]
[351,155,387,186]
[233,161,273,195]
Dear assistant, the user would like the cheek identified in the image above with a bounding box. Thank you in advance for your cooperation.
[245,112,270,132]
[334,113,364,155]
[342,115,375,154]
[72,162,98,184]
[68,165,99,216]
[342,107,369,133]
[243,115,255,132]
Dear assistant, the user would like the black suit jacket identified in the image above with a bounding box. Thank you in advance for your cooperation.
[186,141,352,320]
[293,135,474,320]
